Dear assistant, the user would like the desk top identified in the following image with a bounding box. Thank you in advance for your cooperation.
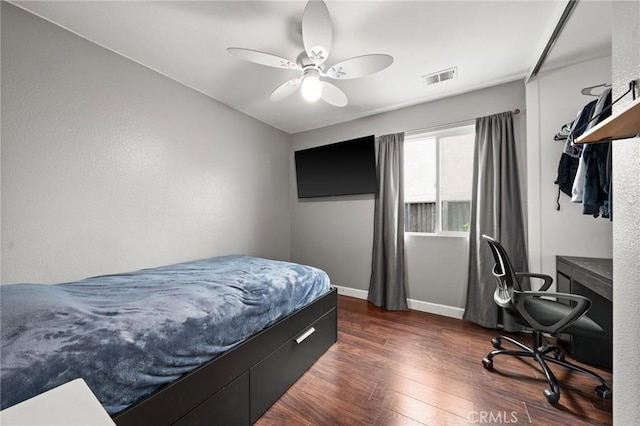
[557,256,612,284]
[557,256,612,300]
[0,378,115,426]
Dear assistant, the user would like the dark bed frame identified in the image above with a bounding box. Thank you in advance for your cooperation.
[112,287,337,426]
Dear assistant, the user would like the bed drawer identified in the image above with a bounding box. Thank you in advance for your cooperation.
[249,307,337,423]
[173,371,249,426]
[113,289,337,426]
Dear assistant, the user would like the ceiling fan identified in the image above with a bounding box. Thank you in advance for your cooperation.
[227,0,393,107]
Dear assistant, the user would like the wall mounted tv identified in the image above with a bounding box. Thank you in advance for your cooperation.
[295,135,377,199]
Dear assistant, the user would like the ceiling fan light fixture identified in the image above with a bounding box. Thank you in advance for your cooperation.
[228,0,392,107]
[300,68,322,102]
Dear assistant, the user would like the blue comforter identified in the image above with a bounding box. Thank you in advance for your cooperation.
[0,255,330,414]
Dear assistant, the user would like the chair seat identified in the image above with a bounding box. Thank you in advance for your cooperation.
[511,297,605,338]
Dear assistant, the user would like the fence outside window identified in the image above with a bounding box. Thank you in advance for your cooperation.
[405,201,471,233]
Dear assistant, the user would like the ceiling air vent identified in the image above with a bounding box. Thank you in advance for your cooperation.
[422,67,458,87]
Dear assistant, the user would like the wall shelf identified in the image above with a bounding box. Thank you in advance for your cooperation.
[577,96,640,143]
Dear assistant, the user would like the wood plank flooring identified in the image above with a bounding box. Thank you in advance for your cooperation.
[256,295,612,425]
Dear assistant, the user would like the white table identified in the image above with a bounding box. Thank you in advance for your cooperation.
[0,378,115,426]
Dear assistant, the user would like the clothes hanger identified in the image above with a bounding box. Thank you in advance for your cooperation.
[581,83,612,97]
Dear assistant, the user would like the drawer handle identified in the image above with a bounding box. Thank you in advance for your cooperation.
[295,327,316,344]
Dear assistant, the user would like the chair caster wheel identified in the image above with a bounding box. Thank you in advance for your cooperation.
[595,385,611,400]
[543,389,559,404]
[491,338,502,349]
[554,350,565,361]
[482,357,493,370]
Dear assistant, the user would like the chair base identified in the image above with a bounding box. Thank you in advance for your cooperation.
[482,331,611,404]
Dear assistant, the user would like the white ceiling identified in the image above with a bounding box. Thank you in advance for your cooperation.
[12,1,612,134]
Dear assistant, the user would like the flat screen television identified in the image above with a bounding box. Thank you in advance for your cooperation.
[294,135,377,198]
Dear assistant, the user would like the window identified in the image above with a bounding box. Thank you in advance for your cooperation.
[404,124,475,234]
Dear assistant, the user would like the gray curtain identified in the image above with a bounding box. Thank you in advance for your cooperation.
[463,112,528,330]
[368,132,408,311]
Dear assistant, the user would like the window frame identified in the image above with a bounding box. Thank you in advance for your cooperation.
[404,122,475,237]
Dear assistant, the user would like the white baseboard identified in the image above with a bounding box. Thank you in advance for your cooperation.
[407,298,465,319]
[334,285,369,300]
[333,285,465,320]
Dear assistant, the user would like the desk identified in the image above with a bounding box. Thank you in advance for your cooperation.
[0,378,115,426]
[556,256,612,369]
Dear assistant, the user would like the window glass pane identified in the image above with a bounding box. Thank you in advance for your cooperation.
[405,202,436,232]
[404,137,435,232]
[404,137,435,203]
[440,132,474,231]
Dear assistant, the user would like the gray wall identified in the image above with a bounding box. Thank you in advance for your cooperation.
[291,81,526,315]
[1,3,292,284]
[611,1,640,422]
[525,56,613,283]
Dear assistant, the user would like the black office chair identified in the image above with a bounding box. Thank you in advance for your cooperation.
[480,235,611,404]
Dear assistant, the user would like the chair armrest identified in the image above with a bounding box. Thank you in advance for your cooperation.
[515,272,553,291]
[512,290,591,334]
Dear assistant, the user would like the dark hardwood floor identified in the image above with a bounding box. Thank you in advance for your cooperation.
[256,295,612,425]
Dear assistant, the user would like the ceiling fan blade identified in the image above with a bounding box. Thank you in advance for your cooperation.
[302,0,332,65]
[326,54,394,80]
[321,81,348,107]
[270,78,302,102]
[227,48,299,70]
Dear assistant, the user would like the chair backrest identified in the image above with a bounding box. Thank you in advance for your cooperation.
[482,235,523,309]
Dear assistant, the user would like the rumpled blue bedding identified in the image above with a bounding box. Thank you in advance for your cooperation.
[0,255,330,414]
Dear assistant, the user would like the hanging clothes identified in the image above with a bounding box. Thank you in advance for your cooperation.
[581,88,612,218]
[582,142,610,217]
[571,154,586,202]
[566,99,598,149]
[554,100,597,209]
[585,88,612,132]
[554,121,573,141]
[555,153,579,198]
[605,143,612,220]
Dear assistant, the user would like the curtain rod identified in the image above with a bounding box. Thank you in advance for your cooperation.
[404,109,520,137]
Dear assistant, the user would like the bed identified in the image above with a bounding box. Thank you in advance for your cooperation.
[1,255,337,425]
